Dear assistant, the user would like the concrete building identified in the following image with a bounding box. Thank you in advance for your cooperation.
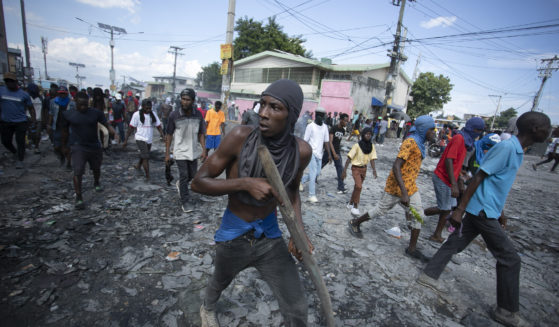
[229,50,412,118]
[145,75,196,99]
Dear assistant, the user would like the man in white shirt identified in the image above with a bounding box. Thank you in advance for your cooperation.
[300,107,331,203]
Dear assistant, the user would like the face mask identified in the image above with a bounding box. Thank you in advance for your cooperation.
[315,114,324,126]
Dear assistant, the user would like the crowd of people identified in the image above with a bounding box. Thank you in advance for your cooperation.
[1,73,556,327]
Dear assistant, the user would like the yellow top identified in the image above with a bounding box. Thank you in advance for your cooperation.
[348,143,377,166]
[205,109,225,136]
[384,137,422,196]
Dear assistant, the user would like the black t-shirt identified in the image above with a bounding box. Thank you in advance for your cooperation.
[330,125,345,155]
[62,108,107,149]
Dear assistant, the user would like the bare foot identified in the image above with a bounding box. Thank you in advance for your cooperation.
[429,235,445,243]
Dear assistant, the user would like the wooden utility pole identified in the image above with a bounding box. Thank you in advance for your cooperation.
[489,94,502,130]
[41,37,48,80]
[169,46,184,97]
[531,55,558,111]
[381,0,409,117]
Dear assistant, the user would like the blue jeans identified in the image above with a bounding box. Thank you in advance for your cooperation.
[333,151,345,191]
[301,154,321,196]
[112,121,125,142]
[204,236,307,326]
[377,132,386,144]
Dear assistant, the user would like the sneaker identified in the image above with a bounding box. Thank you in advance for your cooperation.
[308,195,318,203]
[181,202,194,213]
[337,189,347,194]
[34,148,41,154]
[94,185,104,192]
[200,304,220,327]
[347,220,363,238]
[299,183,304,191]
[75,199,85,210]
[490,307,531,327]
[405,248,430,263]
[15,161,24,169]
[346,202,353,209]
[350,207,361,216]
[532,163,537,171]
[416,272,447,293]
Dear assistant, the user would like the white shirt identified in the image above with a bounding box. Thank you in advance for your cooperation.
[130,111,161,144]
[304,121,329,158]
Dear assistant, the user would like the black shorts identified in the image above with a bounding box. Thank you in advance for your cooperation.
[136,140,151,159]
[71,147,103,176]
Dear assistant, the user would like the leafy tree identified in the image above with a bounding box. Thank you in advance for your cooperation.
[493,107,517,129]
[195,62,222,92]
[233,16,312,61]
[407,72,453,118]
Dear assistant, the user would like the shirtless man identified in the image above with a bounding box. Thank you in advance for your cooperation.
[191,79,312,327]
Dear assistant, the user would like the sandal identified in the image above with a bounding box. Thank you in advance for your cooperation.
[347,220,363,239]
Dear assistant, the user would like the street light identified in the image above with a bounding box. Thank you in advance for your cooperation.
[69,62,85,88]
[97,22,127,93]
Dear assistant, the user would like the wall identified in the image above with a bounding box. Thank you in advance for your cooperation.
[318,80,354,116]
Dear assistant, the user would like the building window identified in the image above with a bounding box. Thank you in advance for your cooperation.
[234,67,314,85]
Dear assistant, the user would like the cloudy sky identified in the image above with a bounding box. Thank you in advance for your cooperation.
[4,0,559,123]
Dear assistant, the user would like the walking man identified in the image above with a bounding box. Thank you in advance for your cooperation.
[191,79,312,327]
[205,101,225,154]
[165,88,207,213]
[424,117,485,243]
[329,113,349,193]
[532,127,559,172]
[348,116,436,262]
[0,72,35,169]
[48,86,75,168]
[417,112,551,327]
[60,92,116,209]
[300,107,331,203]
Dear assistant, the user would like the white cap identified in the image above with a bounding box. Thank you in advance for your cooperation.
[115,93,122,100]
[316,107,326,113]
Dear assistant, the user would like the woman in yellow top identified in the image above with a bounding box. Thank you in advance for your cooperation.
[342,127,377,216]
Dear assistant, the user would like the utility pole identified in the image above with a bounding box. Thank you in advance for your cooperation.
[220,0,236,105]
[381,0,409,117]
[169,46,184,97]
[97,22,127,94]
[20,0,32,82]
[69,62,85,88]
[489,94,502,130]
[41,37,48,80]
[531,55,558,112]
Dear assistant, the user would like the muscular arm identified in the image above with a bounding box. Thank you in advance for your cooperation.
[445,158,459,197]
[393,158,409,206]
[198,132,207,161]
[329,133,338,160]
[165,134,173,162]
[370,159,377,178]
[450,169,487,226]
[27,105,36,123]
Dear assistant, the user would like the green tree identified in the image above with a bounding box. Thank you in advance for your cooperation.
[493,107,517,129]
[195,62,222,92]
[407,72,453,118]
[233,16,312,61]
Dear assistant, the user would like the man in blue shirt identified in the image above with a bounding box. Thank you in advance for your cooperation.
[0,72,35,169]
[417,111,551,327]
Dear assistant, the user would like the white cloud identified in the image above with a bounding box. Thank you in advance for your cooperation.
[25,11,45,24]
[420,16,457,29]
[76,0,140,14]
[12,37,202,89]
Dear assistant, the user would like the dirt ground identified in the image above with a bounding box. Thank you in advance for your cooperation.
[1,126,558,326]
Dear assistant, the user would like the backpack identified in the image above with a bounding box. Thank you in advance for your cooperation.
[126,98,136,113]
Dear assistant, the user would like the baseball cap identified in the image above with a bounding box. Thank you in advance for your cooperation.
[3,72,17,81]
[316,107,326,113]
[127,91,133,96]
[57,86,69,94]
[115,93,122,100]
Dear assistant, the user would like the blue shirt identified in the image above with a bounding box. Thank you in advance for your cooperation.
[0,86,32,122]
[466,135,524,219]
[214,207,282,242]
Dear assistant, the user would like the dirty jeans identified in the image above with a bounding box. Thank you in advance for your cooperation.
[333,151,345,191]
[176,159,197,205]
[423,211,521,312]
[301,154,321,196]
[204,236,307,326]
[1,121,28,161]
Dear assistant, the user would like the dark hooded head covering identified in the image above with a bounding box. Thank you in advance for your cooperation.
[458,117,485,150]
[180,88,196,101]
[237,79,303,206]
[358,127,373,154]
